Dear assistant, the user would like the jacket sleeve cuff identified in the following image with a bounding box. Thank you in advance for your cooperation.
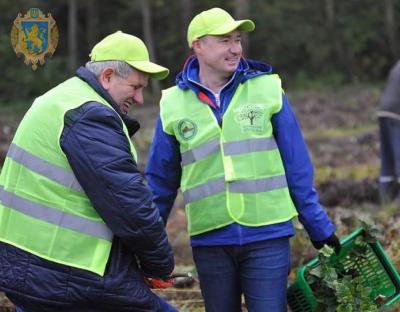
[302,218,336,241]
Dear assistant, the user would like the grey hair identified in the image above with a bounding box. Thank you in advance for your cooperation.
[85,60,134,79]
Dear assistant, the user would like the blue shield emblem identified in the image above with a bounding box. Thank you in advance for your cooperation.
[21,21,48,55]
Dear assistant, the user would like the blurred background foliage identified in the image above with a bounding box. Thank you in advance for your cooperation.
[0,0,400,108]
[1,2,400,310]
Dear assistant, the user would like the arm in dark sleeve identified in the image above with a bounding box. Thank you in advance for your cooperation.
[145,116,181,224]
[60,102,173,278]
[272,94,336,241]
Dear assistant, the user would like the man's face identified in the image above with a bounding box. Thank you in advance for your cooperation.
[104,69,149,114]
[194,30,243,78]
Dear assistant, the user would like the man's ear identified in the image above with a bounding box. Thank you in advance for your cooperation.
[98,68,114,90]
[192,39,202,54]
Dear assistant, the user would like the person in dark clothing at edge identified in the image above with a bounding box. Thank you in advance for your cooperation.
[0,31,178,312]
[145,7,341,312]
[377,60,400,204]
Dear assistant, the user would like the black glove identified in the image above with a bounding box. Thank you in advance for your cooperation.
[311,233,341,254]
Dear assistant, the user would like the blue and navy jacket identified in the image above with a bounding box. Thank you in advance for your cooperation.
[0,67,174,311]
[145,56,335,247]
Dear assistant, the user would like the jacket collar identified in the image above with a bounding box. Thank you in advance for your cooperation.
[176,56,273,92]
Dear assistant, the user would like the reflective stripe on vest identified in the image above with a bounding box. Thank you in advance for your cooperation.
[7,143,83,192]
[183,174,288,204]
[181,138,220,166]
[161,74,298,235]
[223,137,278,156]
[182,177,225,203]
[181,137,277,166]
[0,186,112,241]
[0,77,135,275]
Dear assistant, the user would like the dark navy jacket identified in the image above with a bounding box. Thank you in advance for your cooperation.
[145,56,335,247]
[0,67,174,311]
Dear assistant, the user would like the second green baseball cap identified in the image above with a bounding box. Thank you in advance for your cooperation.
[90,31,169,80]
[187,7,255,48]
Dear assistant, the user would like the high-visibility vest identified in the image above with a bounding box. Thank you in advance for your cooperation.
[160,74,297,236]
[0,77,137,276]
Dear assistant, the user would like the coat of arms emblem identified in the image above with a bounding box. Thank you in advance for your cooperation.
[10,8,59,70]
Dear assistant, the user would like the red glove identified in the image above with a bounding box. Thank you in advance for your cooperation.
[145,277,175,289]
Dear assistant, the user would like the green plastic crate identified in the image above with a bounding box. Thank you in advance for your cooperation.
[287,228,400,312]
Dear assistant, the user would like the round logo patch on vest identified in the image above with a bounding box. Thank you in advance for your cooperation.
[178,119,197,140]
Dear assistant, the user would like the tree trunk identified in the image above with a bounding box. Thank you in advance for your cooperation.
[383,0,398,60]
[234,0,250,56]
[86,0,99,50]
[68,0,78,73]
[140,0,160,95]
[180,0,193,50]
[325,0,354,82]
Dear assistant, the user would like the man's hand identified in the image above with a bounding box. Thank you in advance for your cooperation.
[145,277,175,289]
[311,233,341,254]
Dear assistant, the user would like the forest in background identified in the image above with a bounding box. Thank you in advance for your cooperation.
[0,0,400,107]
[1,1,400,311]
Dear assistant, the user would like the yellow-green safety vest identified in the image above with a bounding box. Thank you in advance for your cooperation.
[160,74,297,236]
[0,77,137,276]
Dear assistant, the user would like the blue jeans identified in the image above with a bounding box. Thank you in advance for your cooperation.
[379,117,400,203]
[15,296,177,312]
[156,296,178,312]
[192,237,290,312]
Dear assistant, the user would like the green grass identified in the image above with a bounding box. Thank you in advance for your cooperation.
[304,124,377,141]
[314,163,379,184]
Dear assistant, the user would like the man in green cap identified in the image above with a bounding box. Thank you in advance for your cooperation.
[0,31,178,311]
[146,7,340,311]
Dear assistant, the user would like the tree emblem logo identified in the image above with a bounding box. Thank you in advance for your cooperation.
[10,8,59,70]
[234,104,265,133]
[178,119,197,140]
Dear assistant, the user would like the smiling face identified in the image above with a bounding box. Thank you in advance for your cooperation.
[99,67,149,114]
[193,30,243,80]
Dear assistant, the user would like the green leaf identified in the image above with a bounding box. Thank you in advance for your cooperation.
[320,245,335,257]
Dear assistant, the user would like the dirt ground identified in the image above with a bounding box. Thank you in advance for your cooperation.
[1,84,399,311]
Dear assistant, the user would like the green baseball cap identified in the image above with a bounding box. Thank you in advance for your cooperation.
[90,31,169,80]
[187,7,255,48]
